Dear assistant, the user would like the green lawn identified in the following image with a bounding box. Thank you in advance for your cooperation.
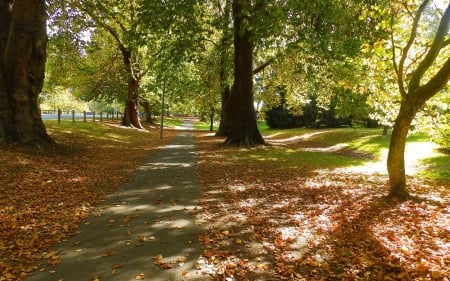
[194,120,449,181]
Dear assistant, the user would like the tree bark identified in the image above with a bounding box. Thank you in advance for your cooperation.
[387,2,450,201]
[386,101,418,201]
[140,99,154,123]
[224,0,264,146]
[119,47,143,129]
[0,0,53,145]
[215,84,231,136]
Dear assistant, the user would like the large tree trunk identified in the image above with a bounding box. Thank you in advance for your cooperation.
[140,99,154,123]
[387,2,450,201]
[122,76,143,128]
[215,84,231,137]
[0,0,52,145]
[224,0,264,146]
[386,100,418,201]
[118,46,143,129]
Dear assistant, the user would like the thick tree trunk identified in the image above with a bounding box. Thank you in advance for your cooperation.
[119,46,143,129]
[387,101,418,201]
[224,0,264,146]
[140,99,154,123]
[0,0,52,145]
[215,84,231,137]
[121,76,143,128]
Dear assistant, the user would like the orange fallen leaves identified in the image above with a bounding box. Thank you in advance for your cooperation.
[0,122,176,281]
[194,131,450,280]
[135,273,145,280]
[152,254,174,270]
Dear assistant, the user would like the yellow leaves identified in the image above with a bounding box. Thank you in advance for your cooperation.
[152,254,173,269]
[102,250,114,257]
[135,273,145,280]
[43,251,61,266]
[122,216,131,223]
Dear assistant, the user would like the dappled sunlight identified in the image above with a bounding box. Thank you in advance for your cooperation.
[265,130,333,145]
[405,141,441,174]
[194,130,450,280]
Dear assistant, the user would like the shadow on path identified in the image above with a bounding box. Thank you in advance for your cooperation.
[27,120,207,281]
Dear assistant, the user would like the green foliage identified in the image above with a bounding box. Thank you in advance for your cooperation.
[431,114,450,151]
[71,29,128,103]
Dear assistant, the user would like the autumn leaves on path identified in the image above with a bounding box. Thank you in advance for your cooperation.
[26,120,205,281]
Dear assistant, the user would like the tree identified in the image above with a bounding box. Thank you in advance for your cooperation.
[71,1,202,128]
[74,0,149,128]
[0,0,52,145]
[71,28,128,105]
[224,0,266,145]
[220,0,389,145]
[387,1,450,200]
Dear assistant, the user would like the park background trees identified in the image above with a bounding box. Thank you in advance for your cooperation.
[1,0,449,200]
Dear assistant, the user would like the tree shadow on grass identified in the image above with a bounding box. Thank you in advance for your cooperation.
[195,135,450,280]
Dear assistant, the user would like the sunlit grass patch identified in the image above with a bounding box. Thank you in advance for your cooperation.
[236,147,367,171]
[193,120,218,131]
[419,154,450,180]
[44,120,152,145]
[195,128,450,280]
[154,116,184,128]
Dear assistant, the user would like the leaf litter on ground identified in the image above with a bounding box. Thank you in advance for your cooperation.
[0,121,177,281]
[194,130,449,281]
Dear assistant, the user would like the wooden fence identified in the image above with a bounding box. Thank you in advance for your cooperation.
[41,109,123,123]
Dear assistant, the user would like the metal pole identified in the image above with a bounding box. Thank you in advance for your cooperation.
[159,78,165,139]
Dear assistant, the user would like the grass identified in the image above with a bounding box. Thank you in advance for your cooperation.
[194,125,450,280]
[195,120,449,181]
[154,116,184,127]
[193,120,217,131]
[420,154,450,179]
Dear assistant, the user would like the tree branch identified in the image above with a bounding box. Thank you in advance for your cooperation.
[409,2,450,91]
[414,56,450,103]
[398,0,430,96]
[253,58,274,74]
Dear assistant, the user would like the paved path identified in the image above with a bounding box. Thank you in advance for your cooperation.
[27,120,207,281]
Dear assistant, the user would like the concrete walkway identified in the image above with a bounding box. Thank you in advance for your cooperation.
[27,120,207,281]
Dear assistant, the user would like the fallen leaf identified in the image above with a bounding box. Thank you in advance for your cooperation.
[135,273,145,280]
[102,251,114,257]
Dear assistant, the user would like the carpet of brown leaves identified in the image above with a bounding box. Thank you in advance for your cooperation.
[0,121,176,281]
[195,132,450,281]
[2,122,449,281]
